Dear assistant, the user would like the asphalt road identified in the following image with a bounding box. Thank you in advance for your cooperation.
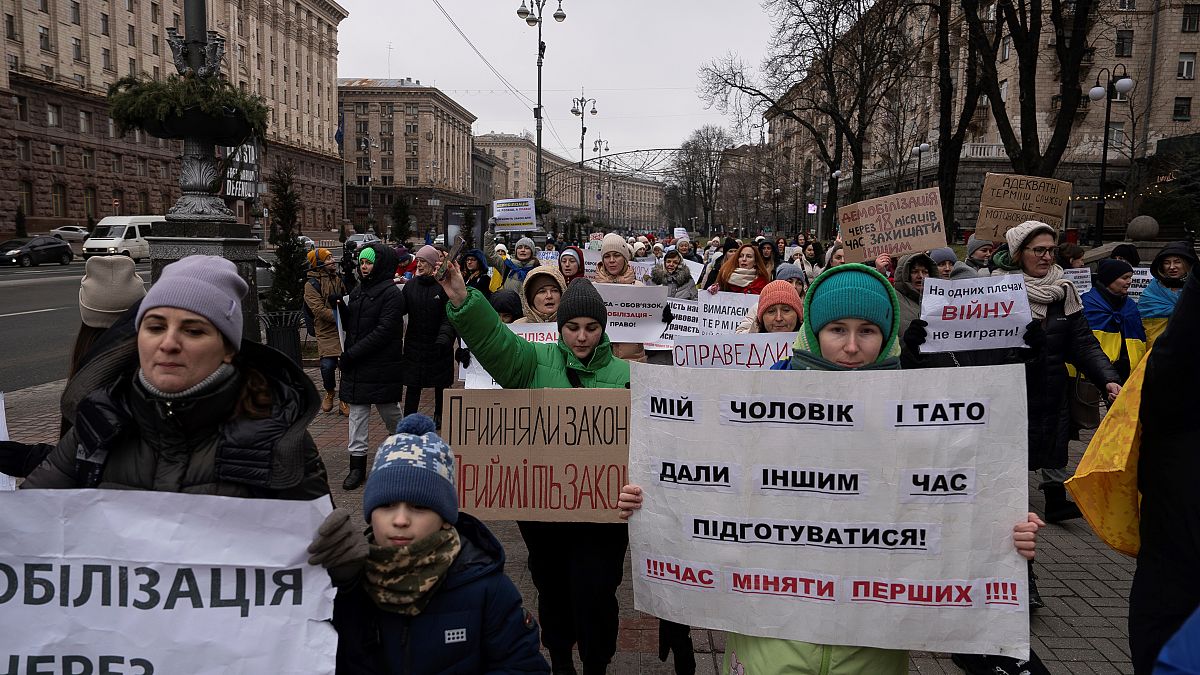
[0,259,152,391]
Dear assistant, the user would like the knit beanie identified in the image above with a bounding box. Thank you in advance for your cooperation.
[515,237,536,251]
[601,233,631,261]
[757,280,804,324]
[1097,258,1133,287]
[414,245,440,267]
[358,246,376,263]
[494,243,508,255]
[929,247,958,265]
[524,271,562,303]
[722,237,740,253]
[967,235,992,258]
[1004,220,1056,254]
[774,262,806,284]
[949,261,981,280]
[362,414,458,525]
[79,255,147,328]
[807,264,894,338]
[1111,243,1141,267]
[306,247,332,267]
[489,289,522,319]
[557,278,607,331]
[136,255,247,348]
[559,248,580,262]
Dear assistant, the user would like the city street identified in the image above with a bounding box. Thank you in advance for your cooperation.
[0,259,151,391]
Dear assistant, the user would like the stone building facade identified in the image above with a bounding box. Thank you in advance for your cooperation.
[1,0,347,236]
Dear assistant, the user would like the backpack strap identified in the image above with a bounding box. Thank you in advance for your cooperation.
[566,368,583,388]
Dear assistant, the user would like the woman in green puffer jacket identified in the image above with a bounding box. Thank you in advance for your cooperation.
[438,263,630,675]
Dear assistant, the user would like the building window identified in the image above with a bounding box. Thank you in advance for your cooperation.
[405,122,418,134]
[381,103,393,115]
[136,158,146,176]
[102,48,112,70]
[1001,37,1011,61]
[128,57,136,75]
[100,13,109,34]
[356,157,370,171]
[1175,96,1194,121]
[125,0,133,11]
[113,153,123,174]
[19,181,34,215]
[138,191,149,213]
[380,121,393,134]
[381,157,393,170]
[38,25,51,51]
[82,148,95,169]
[173,12,179,29]
[380,139,393,152]
[1119,0,1135,8]
[108,117,116,137]
[14,95,28,121]
[79,110,92,133]
[1180,52,1197,79]
[151,2,160,23]
[406,104,418,116]
[127,24,135,46]
[50,143,64,165]
[39,0,48,11]
[52,184,67,217]
[1108,121,1125,146]
[4,13,15,40]
[999,80,1009,102]
[71,1,81,23]
[1184,4,1200,32]
[1115,30,1134,57]
[16,138,30,161]
[355,102,368,115]
[152,35,159,55]
[47,103,60,127]
[73,74,85,87]
[355,121,368,134]
[84,187,97,217]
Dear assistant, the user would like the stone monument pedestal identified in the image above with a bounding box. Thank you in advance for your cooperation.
[148,220,263,343]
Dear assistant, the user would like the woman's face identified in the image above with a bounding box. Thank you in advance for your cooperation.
[138,307,235,394]
[665,256,680,273]
[971,243,994,262]
[559,255,579,278]
[1107,272,1133,296]
[805,244,816,259]
[910,264,930,293]
[1162,255,1192,280]
[788,278,806,295]
[531,283,562,315]
[602,251,627,276]
[515,245,534,262]
[777,238,787,252]
[465,256,479,271]
[760,244,774,260]
[1019,233,1057,278]
[1069,256,1085,269]
[737,246,756,268]
[359,258,374,277]
[937,260,954,279]
[763,304,799,333]
[415,258,434,276]
[817,318,884,369]
[830,248,845,267]
[562,318,603,360]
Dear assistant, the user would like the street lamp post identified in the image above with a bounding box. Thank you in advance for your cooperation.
[772,188,781,234]
[593,136,609,228]
[358,135,377,232]
[1088,65,1135,247]
[911,142,931,189]
[516,0,566,204]
[572,89,597,243]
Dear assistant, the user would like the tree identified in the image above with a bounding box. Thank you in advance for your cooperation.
[670,125,733,235]
[263,163,307,313]
[960,0,1100,176]
[14,206,27,238]
[390,197,412,244]
[931,0,983,231]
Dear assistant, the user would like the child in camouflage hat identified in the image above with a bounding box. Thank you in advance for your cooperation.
[332,413,549,673]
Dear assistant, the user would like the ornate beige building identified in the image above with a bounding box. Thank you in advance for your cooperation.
[1,0,347,235]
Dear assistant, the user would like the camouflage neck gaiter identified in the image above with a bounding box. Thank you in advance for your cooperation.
[365,526,461,616]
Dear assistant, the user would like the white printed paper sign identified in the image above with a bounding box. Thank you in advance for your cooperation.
[537,250,560,264]
[583,249,602,280]
[672,333,797,370]
[1127,266,1153,303]
[1062,268,1092,295]
[919,274,1033,352]
[0,392,13,491]
[0,490,337,673]
[492,198,537,233]
[595,283,668,344]
[699,292,760,334]
[628,363,1030,657]
[645,299,701,351]
[682,259,704,284]
[460,323,559,389]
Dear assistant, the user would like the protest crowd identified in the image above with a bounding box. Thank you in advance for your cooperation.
[2,197,1199,675]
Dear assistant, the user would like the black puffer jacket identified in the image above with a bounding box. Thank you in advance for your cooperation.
[340,245,406,404]
[22,336,330,499]
[1130,270,1200,674]
[1024,299,1119,469]
[401,273,456,389]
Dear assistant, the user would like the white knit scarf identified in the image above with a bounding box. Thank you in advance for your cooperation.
[728,268,758,288]
[995,264,1081,320]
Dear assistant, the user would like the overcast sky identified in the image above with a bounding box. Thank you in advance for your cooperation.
[336,0,773,160]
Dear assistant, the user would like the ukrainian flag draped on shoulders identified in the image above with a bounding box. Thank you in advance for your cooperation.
[1139,278,1179,348]
[1080,286,1147,378]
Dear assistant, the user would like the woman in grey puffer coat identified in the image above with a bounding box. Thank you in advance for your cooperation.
[651,249,698,300]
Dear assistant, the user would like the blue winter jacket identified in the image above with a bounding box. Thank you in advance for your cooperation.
[333,513,549,674]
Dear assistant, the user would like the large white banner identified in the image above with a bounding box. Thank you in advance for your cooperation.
[628,363,1030,658]
[672,333,797,370]
[0,490,337,673]
[699,291,760,334]
[920,274,1032,353]
[460,323,559,389]
[595,283,668,344]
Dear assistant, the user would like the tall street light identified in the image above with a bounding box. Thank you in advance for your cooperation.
[572,88,598,241]
[516,0,566,206]
[1088,65,1135,247]
[772,187,781,234]
[593,136,609,227]
[911,142,931,189]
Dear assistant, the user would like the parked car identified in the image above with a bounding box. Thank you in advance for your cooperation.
[1,236,74,267]
[255,256,274,300]
[82,215,161,261]
[49,225,91,242]
[297,235,315,251]
[344,233,380,249]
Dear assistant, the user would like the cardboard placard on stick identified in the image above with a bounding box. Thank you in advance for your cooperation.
[838,188,946,263]
[442,388,630,523]
[974,174,1072,242]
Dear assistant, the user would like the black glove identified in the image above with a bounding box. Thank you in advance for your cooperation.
[657,619,696,674]
[1022,319,1046,357]
[902,319,928,354]
[0,440,55,478]
[455,347,472,368]
[307,508,368,588]
[661,303,674,325]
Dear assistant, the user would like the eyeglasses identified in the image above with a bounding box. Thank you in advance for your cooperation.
[1027,246,1056,258]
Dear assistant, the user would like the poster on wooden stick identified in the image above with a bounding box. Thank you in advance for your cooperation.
[974,174,1072,242]
[838,188,947,264]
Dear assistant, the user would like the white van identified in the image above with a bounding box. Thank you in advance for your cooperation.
[82,216,162,261]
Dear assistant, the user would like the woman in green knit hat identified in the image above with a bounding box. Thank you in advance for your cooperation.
[619,263,1044,675]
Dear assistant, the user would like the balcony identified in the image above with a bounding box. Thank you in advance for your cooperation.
[962,143,1006,159]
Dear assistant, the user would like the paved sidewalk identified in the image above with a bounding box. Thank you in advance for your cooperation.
[4,374,1136,674]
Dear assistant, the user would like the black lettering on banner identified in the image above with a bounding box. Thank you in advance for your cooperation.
[756,466,866,496]
[904,469,977,502]
[689,517,938,552]
[647,392,696,422]
[75,565,113,607]
[132,567,160,610]
[24,563,55,606]
[658,461,735,491]
[0,563,16,604]
[720,396,860,429]
[1,655,155,675]
[210,567,251,617]
[270,569,303,606]
[162,568,203,610]
[892,399,989,427]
